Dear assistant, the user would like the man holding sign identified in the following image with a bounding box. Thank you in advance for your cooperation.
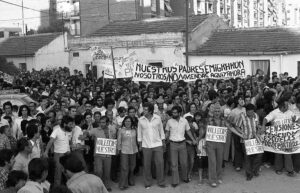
[236,104,263,181]
[83,116,116,192]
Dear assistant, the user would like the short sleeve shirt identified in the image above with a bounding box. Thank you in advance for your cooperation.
[50,126,71,153]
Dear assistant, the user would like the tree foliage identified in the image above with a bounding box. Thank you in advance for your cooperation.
[0,56,20,75]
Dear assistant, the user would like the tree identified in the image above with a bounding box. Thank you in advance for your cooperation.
[0,56,19,75]
[37,18,69,34]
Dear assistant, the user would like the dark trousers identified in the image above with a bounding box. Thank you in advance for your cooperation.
[244,147,262,177]
[274,154,293,172]
[207,141,224,184]
[170,141,188,185]
[233,134,243,168]
[186,143,195,178]
[119,153,136,188]
[73,150,87,172]
[142,146,165,187]
[94,156,112,189]
[111,155,120,182]
[292,153,300,172]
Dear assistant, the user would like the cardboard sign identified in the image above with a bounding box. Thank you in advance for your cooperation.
[132,61,246,82]
[205,125,227,143]
[262,118,300,154]
[95,138,117,155]
[244,139,264,155]
[0,71,14,84]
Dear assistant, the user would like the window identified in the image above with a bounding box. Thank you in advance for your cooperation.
[9,32,19,37]
[0,31,4,38]
[298,61,300,76]
[73,52,79,57]
[148,61,163,68]
[19,63,27,72]
[251,60,270,75]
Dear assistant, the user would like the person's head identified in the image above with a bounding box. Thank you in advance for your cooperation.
[83,112,92,124]
[194,111,203,122]
[244,95,251,105]
[99,116,109,129]
[277,94,291,113]
[171,106,182,119]
[245,103,256,118]
[188,103,197,114]
[17,138,33,154]
[68,106,77,118]
[84,101,93,111]
[0,149,14,169]
[60,153,84,179]
[3,101,12,114]
[143,102,154,116]
[212,103,222,118]
[295,95,300,109]
[27,124,40,140]
[93,111,101,123]
[122,116,134,129]
[104,98,115,110]
[234,95,245,107]
[28,158,48,182]
[28,102,36,113]
[105,110,114,122]
[60,116,74,132]
[128,106,136,118]
[18,105,30,117]
[6,170,27,190]
[172,94,181,105]
[208,90,219,102]
[96,96,103,107]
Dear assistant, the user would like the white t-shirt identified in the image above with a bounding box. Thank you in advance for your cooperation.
[265,108,296,125]
[72,126,84,145]
[50,126,71,153]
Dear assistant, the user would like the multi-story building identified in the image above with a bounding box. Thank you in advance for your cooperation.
[195,0,288,28]
[286,0,300,26]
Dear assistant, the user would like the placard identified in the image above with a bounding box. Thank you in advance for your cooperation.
[244,139,264,155]
[262,118,300,154]
[95,138,117,155]
[205,125,227,143]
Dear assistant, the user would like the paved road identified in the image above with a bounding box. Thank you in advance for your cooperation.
[109,164,300,193]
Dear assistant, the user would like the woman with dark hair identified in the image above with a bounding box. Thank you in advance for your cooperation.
[117,116,138,190]
[77,96,89,115]
[12,138,33,174]
[183,103,197,118]
[13,105,32,139]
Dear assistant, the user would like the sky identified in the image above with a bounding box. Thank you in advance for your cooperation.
[0,0,299,31]
[0,0,49,31]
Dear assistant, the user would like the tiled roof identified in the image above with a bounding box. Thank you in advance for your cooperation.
[90,14,210,37]
[0,33,61,57]
[189,28,300,55]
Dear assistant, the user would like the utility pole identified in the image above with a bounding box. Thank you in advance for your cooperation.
[185,0,189,67]
[108,0,110,22]
[22,0,25,35]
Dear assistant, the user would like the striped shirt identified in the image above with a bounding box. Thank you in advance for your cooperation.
[236,113,258,140]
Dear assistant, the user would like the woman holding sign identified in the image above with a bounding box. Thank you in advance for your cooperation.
[206,104,242,187]
[117,116,138,190]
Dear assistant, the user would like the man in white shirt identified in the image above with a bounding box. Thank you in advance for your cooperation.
[165,106,197,187]
[137,102,166,189]
[262,95,296,176]
[43,116,73,185]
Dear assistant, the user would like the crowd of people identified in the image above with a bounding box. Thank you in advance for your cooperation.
[0,67,299,193]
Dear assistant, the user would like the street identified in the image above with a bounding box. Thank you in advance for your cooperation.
[110,164,300,193]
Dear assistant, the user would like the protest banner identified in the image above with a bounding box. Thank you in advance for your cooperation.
[132,61,246,82]
[0,71,14,84]
[244,139,264,155]
[205,125,227,143]
[95,138,117,155]
[262,118,300,154]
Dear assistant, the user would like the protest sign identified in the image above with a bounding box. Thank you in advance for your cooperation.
[132,61,246,82]
[262,118,300,154]
[244,139,264,155]
[205,125,227,143]
[95,138,117,155]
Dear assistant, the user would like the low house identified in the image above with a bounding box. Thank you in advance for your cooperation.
[188,27,300,77]
[0,33,69,72]
[68,14,229,77]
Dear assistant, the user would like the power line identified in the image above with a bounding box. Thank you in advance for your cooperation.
[0,0,48,13]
